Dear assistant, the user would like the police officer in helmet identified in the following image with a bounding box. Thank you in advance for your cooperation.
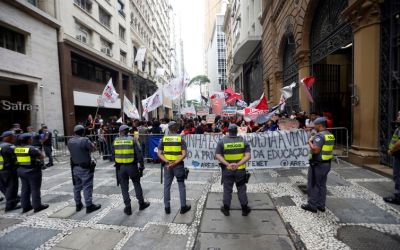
[384,110,400,205]
[302,117,335,213]
[157,121,191,215]
[68,125,101,213]
[215,124,252,216]
[15,133,48,213]
[0,131,20,211]
[114,125,150,215]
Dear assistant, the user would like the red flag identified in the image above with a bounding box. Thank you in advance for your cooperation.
[301,76,316,103]
[302,76,315,88]
[224,88,242,104]
[255,94,268,110]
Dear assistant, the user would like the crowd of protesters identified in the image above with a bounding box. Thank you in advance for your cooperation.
[73,110,334,161]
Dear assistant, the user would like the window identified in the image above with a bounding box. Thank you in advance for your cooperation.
[0,26,25,54]
[99,7,111,28]
[133,46,138,66]
[122,75,129,90]
[119,25,125,40]
[74,0,92,12]
[71,53,116,83]
[27,0,37,6]
[100,38,112,56]
[75,23,90,44]
[117,0,125,17]
[120,50,127,63]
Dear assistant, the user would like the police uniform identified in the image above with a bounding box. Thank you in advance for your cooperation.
[215,126,251,215]
[158,131,190,214]
[68,125,101,213]
[15,133,48,213]
[0,131,19,211]
[303,118,335,212]
[384,125,400,204]
[114,125,149,214]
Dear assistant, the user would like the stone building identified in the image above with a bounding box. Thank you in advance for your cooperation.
[260,0,397,165]
[57,0,175,135]
[0,0,64,133]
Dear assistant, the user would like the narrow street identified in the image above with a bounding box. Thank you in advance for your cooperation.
[1,159,399,250]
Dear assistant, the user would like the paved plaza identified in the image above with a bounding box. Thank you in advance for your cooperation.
[0,159,400,250]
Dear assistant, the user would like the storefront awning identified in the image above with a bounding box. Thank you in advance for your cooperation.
[73,91,121,109]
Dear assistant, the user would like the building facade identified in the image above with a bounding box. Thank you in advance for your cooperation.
[206,13,227,94]
[225,0,263,103]
[0,0,64,133]
[261,0,397,165]
[56,0,175,135]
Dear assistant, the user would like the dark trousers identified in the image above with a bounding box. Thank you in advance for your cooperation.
[222,169,248,208]
[43,146,53,165]
[164,164,186,208]
[393,157,400,198]
[73,166,94,206]
[0,170,19,209]
[307,162,331,209]
[17,168,42,210]
[118,164,144,206]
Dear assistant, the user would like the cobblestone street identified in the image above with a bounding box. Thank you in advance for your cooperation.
[0,159,399,250]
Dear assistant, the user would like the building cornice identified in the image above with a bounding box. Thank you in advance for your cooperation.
[342,0,381,32]
[4,0,60,29]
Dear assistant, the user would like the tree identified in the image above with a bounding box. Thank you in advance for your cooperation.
[186,99,201,108]
[188,75,210,104]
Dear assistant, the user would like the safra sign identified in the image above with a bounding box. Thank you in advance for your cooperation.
[1,100,39,111]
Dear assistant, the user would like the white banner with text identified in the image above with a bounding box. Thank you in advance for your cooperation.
[183,130,310,169]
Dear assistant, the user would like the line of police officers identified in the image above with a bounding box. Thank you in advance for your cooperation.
[3,114,399,216]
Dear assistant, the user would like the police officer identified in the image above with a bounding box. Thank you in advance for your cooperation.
[157,121,191,215]
[215,124,251,216]
[301,117,335,213]
[41,125,53,167]
[384,110,400,205]
[114,125,150,215]
[68,125,101,213]
[15,133,48,213]
[0,131,20,211]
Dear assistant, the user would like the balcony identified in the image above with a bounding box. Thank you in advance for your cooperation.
[232,35,261,66]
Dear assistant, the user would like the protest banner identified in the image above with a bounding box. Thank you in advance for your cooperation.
[206,114,216,124]
[222,106,237,116]
[278,118,300,131]
[183,130,310,169]
[197,107,209,117]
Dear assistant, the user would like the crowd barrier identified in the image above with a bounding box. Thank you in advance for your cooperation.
[49,127,350,165]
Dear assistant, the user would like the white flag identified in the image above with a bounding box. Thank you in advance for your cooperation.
[101,79,119,103]
[181,105,196,116]
[280,82,297,99]
[135,47,147,62]
[142,89,162,116]
[155,68,165,77]
[163,77,185,100]
[123,95,140,119]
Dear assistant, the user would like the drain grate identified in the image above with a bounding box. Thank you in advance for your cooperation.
[336,225,400,250]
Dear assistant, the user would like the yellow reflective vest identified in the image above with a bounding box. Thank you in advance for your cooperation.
[0,147,3,170]
[162,136,182,161]
[14,146,32,166]
[389,128,400,151]
[114,137,135,164]
[223,138,246,170]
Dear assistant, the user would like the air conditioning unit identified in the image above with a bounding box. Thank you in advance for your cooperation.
[101,47,112,56]
[76,35,87,44]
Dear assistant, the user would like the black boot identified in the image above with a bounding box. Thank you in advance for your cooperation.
[301,204,317,213]
[317,206,326,212]
[5,205,21,212]
[180,205,191,214]
[34,204,49,213]
[22,205,33,213]
[220,205,230,216]
[139,202,150,211]
[124,206,132,215]
[165,207,171,214]
[86,204,101,214]
[76,203,83,212]
[383,196,400,205]
[242,205,251,216]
